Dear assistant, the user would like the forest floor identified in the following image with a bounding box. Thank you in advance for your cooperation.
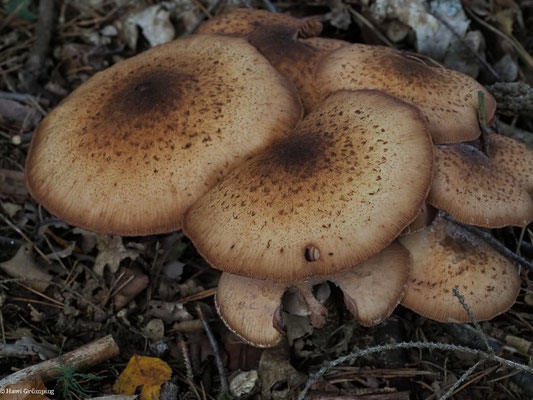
[1,0,533,399]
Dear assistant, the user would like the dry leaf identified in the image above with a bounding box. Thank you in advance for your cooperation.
[146,300,193,323]
[0,378,51,400]
[94,235,139,276]
[123,4,175,49]
[0,244,52,292]
[0,169,28,201]
[113,355,172,400]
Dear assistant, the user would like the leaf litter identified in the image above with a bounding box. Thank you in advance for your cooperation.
[1,0,533,398]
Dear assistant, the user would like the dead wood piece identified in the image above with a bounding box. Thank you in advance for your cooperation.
[0,335,119,387]
[18,0,55,93]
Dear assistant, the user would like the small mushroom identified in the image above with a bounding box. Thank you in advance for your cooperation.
[428,143,533,228]
[25,34,301,235]
[198,9,348,113]
[184,89,433,281]
[315,44,496,144]
[215,242,411,347]
[399,217,520,322]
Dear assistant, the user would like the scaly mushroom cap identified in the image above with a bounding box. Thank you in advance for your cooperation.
[315,44,496,144]
[26,34,301,235]
[197,9,346,113]
[399,217,520,322]
[184,90,433,282]
[428,143,533,228]
[488,134,533,193]
[215,242,411,347]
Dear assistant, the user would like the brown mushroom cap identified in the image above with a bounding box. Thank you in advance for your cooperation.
[184,89,433,282]
[488,134,533,193]
[215,272,288,347]
[315,44,496,144]
[215,242,411,347]
[428,143,533,228]
[326,241,411,327]
[198,9,345,113]
[399,217,520,322]
[25,34,301,235]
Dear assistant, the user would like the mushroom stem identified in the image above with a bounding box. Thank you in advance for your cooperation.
[294,283,328,328]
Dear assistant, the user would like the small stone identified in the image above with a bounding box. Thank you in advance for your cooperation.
[229,370,259,398]
[143,318,165,341]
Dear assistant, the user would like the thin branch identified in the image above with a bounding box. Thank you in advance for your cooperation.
[18,0,56,93]
[439,360,482,400]
[197,305,228,395]
[443,214,533,272]
[453,288,493,354]
[298,341,533,400]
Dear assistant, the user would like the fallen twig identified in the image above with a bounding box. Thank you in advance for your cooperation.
[298,341,533,400]
[197,304,228,395]
[18,0,55,93]
[443,214,533,272]
[0,335,119,387]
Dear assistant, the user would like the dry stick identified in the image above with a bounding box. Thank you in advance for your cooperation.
[516,226,526,255]
[439,360,483,400]
[0,213,50,263]
[297,341,533,400]
[196,304,228,395]
[0,1,25,32]
[178,333,195,381]
[19,0,55,93]
[0,335,119,387]
[442,214,533,272]
[453,288,493,354]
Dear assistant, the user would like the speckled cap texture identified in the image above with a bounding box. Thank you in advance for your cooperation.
[184,89,433,282]
[399,217,520,322]
[315,44,496,144]
[197,9,348,114]
[428,143,533,228]
[25,34,302,235]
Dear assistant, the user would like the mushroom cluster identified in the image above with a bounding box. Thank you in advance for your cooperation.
[26,8,533,347]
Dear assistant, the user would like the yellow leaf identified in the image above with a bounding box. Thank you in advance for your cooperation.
[113,355,172,400]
